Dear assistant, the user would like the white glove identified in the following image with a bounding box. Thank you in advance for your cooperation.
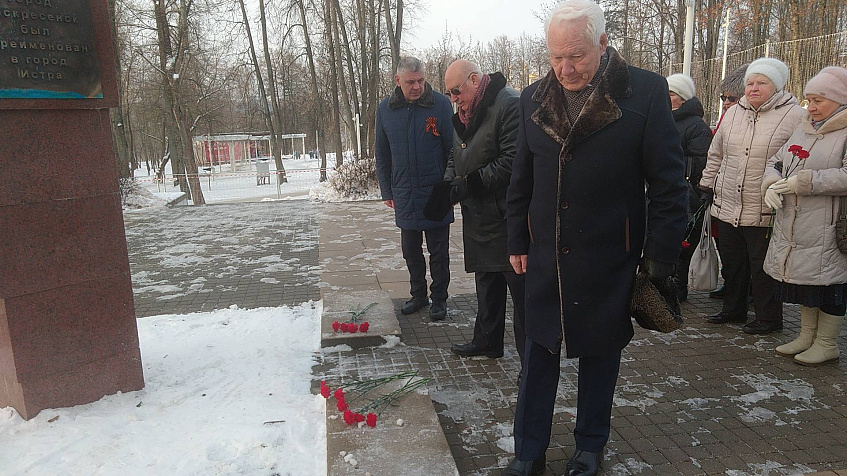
[764,184,783,209]
[771,176,798,195]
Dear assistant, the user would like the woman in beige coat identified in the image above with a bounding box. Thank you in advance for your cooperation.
[762,66,847,365]
[699,57,805,334]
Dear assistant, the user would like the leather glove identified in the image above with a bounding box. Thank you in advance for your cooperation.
[423,181,453,221]
[466,170,487,197]
[640,257,675,282]
[771,176,797,195]
[764,184,783,210]
[697,186,714,204]
[449,176,469,204]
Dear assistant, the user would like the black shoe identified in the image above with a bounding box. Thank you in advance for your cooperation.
[709,285,725,298]
[677,287,688,302]
[429,301,447,321]
[400,297,428,315]
[567,449,601,476]
[450,342,504,358]
[501,455,546,476]
[706,312,747,324]
[742,320,783,334]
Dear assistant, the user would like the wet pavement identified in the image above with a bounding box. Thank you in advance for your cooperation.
[125,200,847,475]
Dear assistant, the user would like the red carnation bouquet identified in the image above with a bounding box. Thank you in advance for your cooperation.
[319,371,430,428]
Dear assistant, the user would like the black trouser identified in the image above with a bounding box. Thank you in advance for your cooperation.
[514,339,622,459]
[401,225,450,303]
[716,220,782,322]
[675,213,704,291]
[471,270,527,361]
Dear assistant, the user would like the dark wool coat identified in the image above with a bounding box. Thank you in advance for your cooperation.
[376,83,455,230]
[672,96,713,215]
[444,73,519,272]
[506,48,688,356]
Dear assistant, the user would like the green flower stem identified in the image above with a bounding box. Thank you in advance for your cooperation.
[347,302,378,323]
[358,376,433,416]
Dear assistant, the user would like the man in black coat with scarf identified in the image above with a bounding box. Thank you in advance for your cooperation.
[424,59,527,366]
[501,1,688,475]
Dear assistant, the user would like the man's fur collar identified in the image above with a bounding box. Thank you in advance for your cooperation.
[452,72,508,140]
[530,47,632,151]
[388,81,436,109]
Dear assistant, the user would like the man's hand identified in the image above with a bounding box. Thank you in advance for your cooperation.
[510,254,528,275]
[764,185,783,210]
[384,199,394,209]
[771,176,798,195]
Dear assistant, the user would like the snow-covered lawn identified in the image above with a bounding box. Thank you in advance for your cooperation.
[0,304,327,475]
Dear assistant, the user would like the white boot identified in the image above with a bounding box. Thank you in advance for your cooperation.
[794,312,843,366]
[775,306,819,357]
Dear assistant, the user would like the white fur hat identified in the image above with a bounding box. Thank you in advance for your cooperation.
[666,74,696,101]
[745,57,789,90]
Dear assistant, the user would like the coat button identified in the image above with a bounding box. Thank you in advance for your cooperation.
[564,153,573,161]
[461,143,466,149]
[561,247,570,254]
[560,202,569,210]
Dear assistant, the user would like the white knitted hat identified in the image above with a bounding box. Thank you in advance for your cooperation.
[745,58,789,90]
[666,74,696,101]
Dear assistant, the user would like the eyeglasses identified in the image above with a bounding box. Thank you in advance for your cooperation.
[446,73,474,97]
[720,95,739,103]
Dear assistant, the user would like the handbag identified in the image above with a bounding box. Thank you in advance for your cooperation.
[688,210,719,292]
[630,272,684,333]
[836,196,847,254]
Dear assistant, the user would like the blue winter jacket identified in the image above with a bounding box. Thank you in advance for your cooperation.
[375,83,454,230]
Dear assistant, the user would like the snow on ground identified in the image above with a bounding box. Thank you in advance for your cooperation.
[130,154,378,206]
[0,304,327,475]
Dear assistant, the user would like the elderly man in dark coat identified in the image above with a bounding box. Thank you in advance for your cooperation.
[501,1,688,475]
[375,56,455,321]
[426,59,527,364]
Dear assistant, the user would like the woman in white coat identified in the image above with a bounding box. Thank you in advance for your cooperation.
[762,66,847,365]
[699,57,805,334]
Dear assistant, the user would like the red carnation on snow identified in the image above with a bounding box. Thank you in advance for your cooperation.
[354,412,365,423]
[334,388,345,401]
[336,399,349,412]
[320,380,331,398]
[359,322,370,332]
[366,413,377,427]
[331,321,341,332]
[347,323,359,333]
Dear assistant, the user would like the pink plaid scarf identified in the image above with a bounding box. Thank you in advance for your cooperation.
[458,73,490,126]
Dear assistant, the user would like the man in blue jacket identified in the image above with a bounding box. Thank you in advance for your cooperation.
[502,1,687,475]
[375,56,455,321]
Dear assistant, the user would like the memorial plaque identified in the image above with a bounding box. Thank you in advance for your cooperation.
[0,0,102,99]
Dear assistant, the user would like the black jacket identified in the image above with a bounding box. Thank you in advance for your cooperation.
[506,48,688,355]
[672,96,712,214]
[444,72,519,272]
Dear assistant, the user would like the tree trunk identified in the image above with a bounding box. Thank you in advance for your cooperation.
[296,0,328,181]
[259,0,287,181]
[107,0,132,179]
[325,0,345,168]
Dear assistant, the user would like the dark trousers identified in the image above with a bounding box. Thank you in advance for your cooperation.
[401,226,450,302]
[472,271,527,362]
[514,339,621,459]
[716,220,782,322]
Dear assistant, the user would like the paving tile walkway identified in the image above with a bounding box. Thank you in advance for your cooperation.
[126,200,847,475]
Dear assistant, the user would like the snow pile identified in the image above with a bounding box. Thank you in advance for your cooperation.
[0,303,327,475]
[312,156,381,202]
[120,177,170,209]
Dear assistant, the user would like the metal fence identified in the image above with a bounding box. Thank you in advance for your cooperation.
[670,30,847,125]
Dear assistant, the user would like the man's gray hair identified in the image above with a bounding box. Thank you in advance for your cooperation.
[720,63,749,97]
[545,0,606,45]
[397,56,425,75]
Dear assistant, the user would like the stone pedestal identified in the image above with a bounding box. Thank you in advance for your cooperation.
[0,1,144,420]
